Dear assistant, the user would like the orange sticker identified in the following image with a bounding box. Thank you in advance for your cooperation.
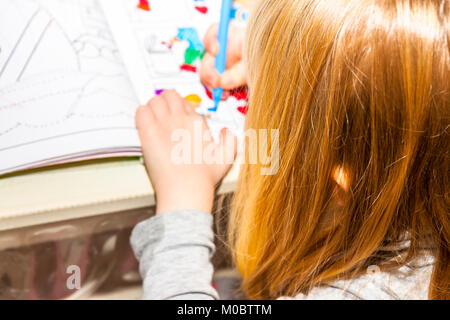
[185,94,202,108]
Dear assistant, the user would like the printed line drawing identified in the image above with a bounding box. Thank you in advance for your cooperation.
[0,0,140,175]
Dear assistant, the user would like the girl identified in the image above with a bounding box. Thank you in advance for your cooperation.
[132,0,449,299]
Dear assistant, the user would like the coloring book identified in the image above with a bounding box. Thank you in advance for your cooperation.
[0,0,248,175]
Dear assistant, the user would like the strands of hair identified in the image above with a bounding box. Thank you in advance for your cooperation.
[229,0,449,300]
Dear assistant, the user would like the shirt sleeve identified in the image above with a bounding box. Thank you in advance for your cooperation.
[130,210,219,300]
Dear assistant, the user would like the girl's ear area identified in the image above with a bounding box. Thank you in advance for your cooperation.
[332,165,349,192]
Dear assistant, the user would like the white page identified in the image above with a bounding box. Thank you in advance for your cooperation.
[0,0,249,176]
[99,0,247,142]
[0,0,141,175]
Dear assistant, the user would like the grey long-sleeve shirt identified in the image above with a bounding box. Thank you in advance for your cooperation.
[130,210,433,300]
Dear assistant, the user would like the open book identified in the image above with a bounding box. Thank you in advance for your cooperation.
[0,0,247,176]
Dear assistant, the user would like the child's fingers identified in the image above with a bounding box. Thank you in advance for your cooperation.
[220,60,247,90]
[135,104,156,131]
[160,90,186,115]
[203,23,219,56]
[205,24,243,62]
[203,123,214,144]
[217,127,237,164]
[148,95,169,120]
[221,90,231,100]
[182,98,196,114]
[200,53,220,89]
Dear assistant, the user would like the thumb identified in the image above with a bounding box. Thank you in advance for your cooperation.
[203,24,219,55]
[219,60,247,90]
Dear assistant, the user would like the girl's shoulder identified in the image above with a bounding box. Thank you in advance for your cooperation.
[279,255,434,300]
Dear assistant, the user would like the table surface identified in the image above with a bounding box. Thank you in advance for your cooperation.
[0,157,240,231]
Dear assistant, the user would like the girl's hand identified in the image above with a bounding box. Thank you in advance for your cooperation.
[200,23,247,99]
[136,90,237,214]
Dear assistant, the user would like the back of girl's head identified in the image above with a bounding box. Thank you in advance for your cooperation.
[230,0,449,299]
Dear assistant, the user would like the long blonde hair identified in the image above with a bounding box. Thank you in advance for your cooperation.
[230,0,450,299]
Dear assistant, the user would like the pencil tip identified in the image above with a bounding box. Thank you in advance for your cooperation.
[208,101,219,112]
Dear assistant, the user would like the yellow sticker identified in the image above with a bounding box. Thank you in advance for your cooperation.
[185,94,202,108]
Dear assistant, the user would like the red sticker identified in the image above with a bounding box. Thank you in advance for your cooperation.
[194,6,208,14]
[180,64,197,73]
[237,106,248,115]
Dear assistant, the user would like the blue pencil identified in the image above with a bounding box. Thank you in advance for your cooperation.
[209,0,233,112]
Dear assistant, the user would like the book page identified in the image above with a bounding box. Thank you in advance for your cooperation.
[0,0,140,175]
[99,0,248,142]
